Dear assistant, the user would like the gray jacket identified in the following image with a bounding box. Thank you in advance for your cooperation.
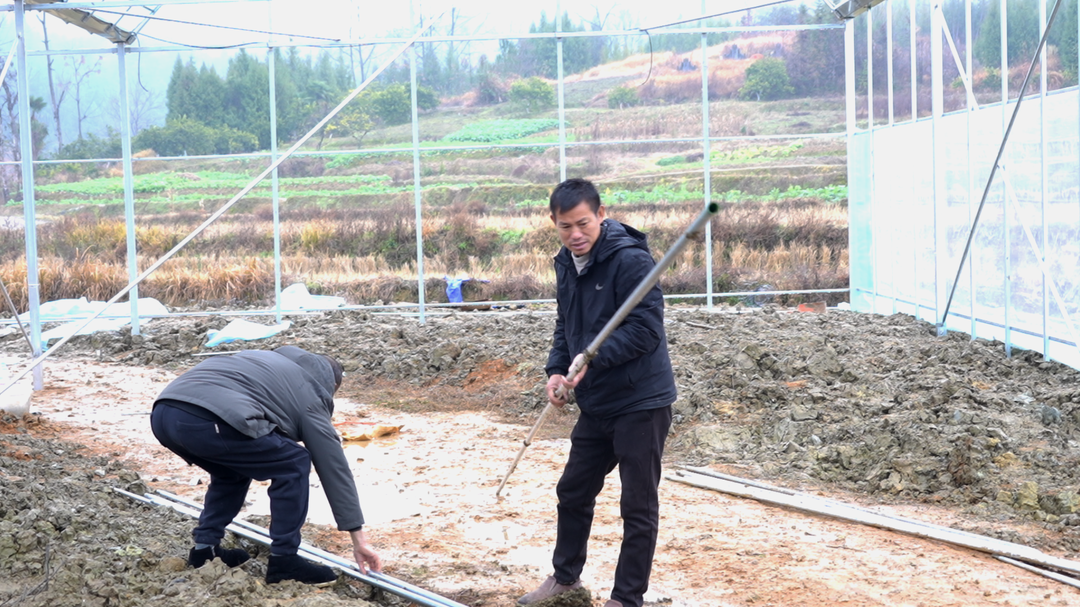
[155,346,363,531]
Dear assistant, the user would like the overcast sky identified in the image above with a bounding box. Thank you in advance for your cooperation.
[4,0,811,51]
[0,0,818,149]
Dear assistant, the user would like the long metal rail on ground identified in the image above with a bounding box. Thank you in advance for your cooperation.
[114,488,469,607]
[668,467,1080,589]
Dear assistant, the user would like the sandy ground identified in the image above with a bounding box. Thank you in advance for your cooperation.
[14,356,1079,607]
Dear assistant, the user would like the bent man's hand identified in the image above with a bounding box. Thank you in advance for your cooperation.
[349,528,382,574]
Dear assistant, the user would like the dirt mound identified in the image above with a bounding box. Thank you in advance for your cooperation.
[0,415,384,606]
[7,305,1080,533]
[3,304,1080,604]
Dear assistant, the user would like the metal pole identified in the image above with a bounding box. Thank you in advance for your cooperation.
[867,8,877,314]
[556,0,566,181]
[701,0,713,310]
[845,16,855,309]
[1002,0,1011,357]
[117,41,140,336]
[410,0,426,325]
[909,0,916,122]
[0,17,441,398]
[14,0,43,391]
[268,3,282,325]
[1039,0,1049,357]
[966,0,975,339]
[939,0,1064,329]
[0,40,16,89]
[910,0,918,318]
[150,490,464,607]
[931,2,944,335]
[114,489,462,607]
[887,0,896,315]
[0,274,33,351]
[886,1,893,128]
[496,202,720,496]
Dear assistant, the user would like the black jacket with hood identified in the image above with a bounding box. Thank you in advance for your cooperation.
[545,218,677,418]
[154,346,364,531]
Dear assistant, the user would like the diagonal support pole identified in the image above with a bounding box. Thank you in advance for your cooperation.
[0,274,33,353]
[0,13,443,400]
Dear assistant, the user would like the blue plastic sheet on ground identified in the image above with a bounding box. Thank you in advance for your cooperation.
[276,283,347,311]
[205,319,292,347]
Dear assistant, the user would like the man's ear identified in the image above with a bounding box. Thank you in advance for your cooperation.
[597,205,606,220]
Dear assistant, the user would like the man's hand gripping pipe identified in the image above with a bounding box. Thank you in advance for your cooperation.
[495,202,719,496]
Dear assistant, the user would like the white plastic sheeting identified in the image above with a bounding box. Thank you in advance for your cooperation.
[850,89,1080,369]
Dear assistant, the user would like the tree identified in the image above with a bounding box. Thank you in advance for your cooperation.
[166,58,225,127]
[974,0,1041,70]
[223,50,271,147]
[474,56,508,104]
[509,77,555,112]
[607,85,638,109]
[1053,0,1079,82]
[62,54,102,141]
[739,58,794,101]
[55,128,121,161]
[134,116,257,156]
[38,14,67,153]
[787,5,845,97]
[28,96,49,159]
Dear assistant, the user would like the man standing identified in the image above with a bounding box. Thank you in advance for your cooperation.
[519,178,677,607]
[150,345,382,585]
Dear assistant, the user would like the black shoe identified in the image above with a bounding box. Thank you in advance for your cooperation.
[188,545,251,568]
[266,554,337,586]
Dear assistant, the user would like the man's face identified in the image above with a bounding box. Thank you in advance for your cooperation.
[551,201,605,256]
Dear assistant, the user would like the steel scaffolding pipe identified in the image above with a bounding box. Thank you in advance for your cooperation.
[114,488,468,607]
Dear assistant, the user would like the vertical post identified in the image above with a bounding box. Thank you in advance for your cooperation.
[117,41,139,335]
[910,0,917,122]
[1001,0,1011,356]
[1039,0,1049,356]
[701,1,713,309]
[867,9,877,313]
[410,0,426,324]
[556,0,566,181]
[269,46,282,324]
[966,0,975,339]
[14,0,42,390]
[845,17,856,308]
[932,0,946,335]
[887,1,896,314]
[886,0,894,128]
[910,0,918,318]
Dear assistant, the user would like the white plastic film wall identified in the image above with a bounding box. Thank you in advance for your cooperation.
[850,88,1080,370]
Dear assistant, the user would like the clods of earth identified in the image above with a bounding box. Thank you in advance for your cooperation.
[1,304,1079,606]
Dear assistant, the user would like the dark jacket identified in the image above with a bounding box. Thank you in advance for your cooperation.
[545,219,677,418]
[154,346,364,531]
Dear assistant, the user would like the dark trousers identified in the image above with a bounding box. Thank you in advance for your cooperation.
[552,405,671,607]
[150,401,311,555]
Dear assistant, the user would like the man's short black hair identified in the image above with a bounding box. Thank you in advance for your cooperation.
[549,178,602,216]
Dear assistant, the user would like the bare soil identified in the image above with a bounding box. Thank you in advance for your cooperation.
[2,304,1080,606]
